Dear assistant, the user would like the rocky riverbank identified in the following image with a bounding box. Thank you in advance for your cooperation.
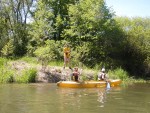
[11,61,96,83]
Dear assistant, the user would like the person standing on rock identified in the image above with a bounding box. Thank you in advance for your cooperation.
[63,44,72,69]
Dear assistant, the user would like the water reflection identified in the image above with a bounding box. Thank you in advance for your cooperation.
[56,88,82,110]
[56,87,116,109]
[0,83,149,113]
[97,89,106,104]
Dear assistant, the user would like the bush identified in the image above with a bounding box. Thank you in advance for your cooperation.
[0,67,14,83]
[15,68,37,83]
[108,68,129,80]
[34,40,64,68]
[80,74,88,81]
[0,57,8,67]
[1,39,14,58]
[93,71,98,81]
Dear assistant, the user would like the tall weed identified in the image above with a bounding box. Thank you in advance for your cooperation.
[108,68,129,80]
[15,68,37,83]
[19,57,38,64]
[0,57,8,67]
[0,67,14,83]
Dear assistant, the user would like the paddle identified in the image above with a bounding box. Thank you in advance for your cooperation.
[105,78,110,89]
[106,81,110,89]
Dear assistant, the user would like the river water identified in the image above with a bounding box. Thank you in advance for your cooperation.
[0,83,149,113]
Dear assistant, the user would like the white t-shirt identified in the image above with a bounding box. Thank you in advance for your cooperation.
[98,72,108,80]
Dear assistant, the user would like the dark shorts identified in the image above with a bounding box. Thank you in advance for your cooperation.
[74,75,78,81]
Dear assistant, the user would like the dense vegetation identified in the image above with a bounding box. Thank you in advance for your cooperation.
[0,0,150,80]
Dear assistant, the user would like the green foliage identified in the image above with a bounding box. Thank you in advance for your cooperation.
[34,40,63,67]
[15,68,37,83]
[108,68,129,80]
[1,39,14,58]
[0,17,9,52]
[48,61,64,67]
[0,57,8,67]
[71,42,90,66]
[0,67,14,83]
[0,0,149,79]
[0,0,32,56]
[62,0,126,69]
[93,71,98,81]
[29,0,54,46]
[49,0,74,40]
[115,17,150,77]
[34,46,53,67]
[63,0,114,42]
[19,57,38,64]
[80,74,88,81]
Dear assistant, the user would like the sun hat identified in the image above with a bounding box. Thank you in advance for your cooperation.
[101,68,105,72]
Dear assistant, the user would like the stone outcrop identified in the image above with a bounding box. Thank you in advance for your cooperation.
[11,61,96,83]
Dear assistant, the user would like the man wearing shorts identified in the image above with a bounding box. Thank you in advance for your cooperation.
[63,44,71,69]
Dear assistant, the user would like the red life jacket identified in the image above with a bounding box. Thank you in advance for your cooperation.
[73,72,79,76]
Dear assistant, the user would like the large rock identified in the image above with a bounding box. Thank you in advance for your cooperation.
[11,61,96,83]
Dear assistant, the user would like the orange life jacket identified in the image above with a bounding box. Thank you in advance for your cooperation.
[63,47,70,58]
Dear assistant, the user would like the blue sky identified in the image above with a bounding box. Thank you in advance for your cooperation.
[105,0,150,17]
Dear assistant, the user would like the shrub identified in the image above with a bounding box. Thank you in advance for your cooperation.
[34,40,61,69]
[93,71,98,81]
[80,74,88,81]
[0,57,8,67]
[15,68,37,83]
[0,67,14,83]
[1,39,14,58]
[108,68,129,80]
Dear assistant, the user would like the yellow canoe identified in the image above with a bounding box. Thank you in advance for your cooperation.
[57,79,121,88]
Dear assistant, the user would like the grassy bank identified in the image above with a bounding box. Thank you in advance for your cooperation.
[0,57,37,83]
[0,57,149,84]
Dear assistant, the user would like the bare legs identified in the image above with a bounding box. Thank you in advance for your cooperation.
[63,57,71,69]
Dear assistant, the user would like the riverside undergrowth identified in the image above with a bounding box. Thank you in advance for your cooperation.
[0,57,148,84]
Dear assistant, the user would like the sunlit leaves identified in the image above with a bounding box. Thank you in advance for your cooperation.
[1,39,14,58]
[29,0,54,45]
[63,0,114,43]
[116,17,150,76]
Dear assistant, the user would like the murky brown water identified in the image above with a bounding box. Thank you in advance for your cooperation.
[0,83,149,113]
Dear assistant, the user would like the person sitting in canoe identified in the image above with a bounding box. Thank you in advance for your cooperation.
[98,68,108,81]
[72,67,81,81]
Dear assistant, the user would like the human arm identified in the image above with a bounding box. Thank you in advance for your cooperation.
[97,72,101,80]
[104,73,109,82]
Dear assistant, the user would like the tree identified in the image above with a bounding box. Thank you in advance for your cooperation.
[1,39,14,58]
[62,0,125,68]
[115,17,150,77]
[50,0,77,40]
[34,40,59,70]
[29,0,54,46]
[0,0,34,56]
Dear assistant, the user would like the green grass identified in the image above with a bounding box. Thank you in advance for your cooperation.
[0,57,148,84]
[0,66,14,83]
[15,68,37,83]
[48,60,64,67]
[18,56,38,64]
[0,57,9,67]
[108,68,129,80]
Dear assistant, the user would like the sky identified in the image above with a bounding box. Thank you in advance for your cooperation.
[105,0,150,17]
